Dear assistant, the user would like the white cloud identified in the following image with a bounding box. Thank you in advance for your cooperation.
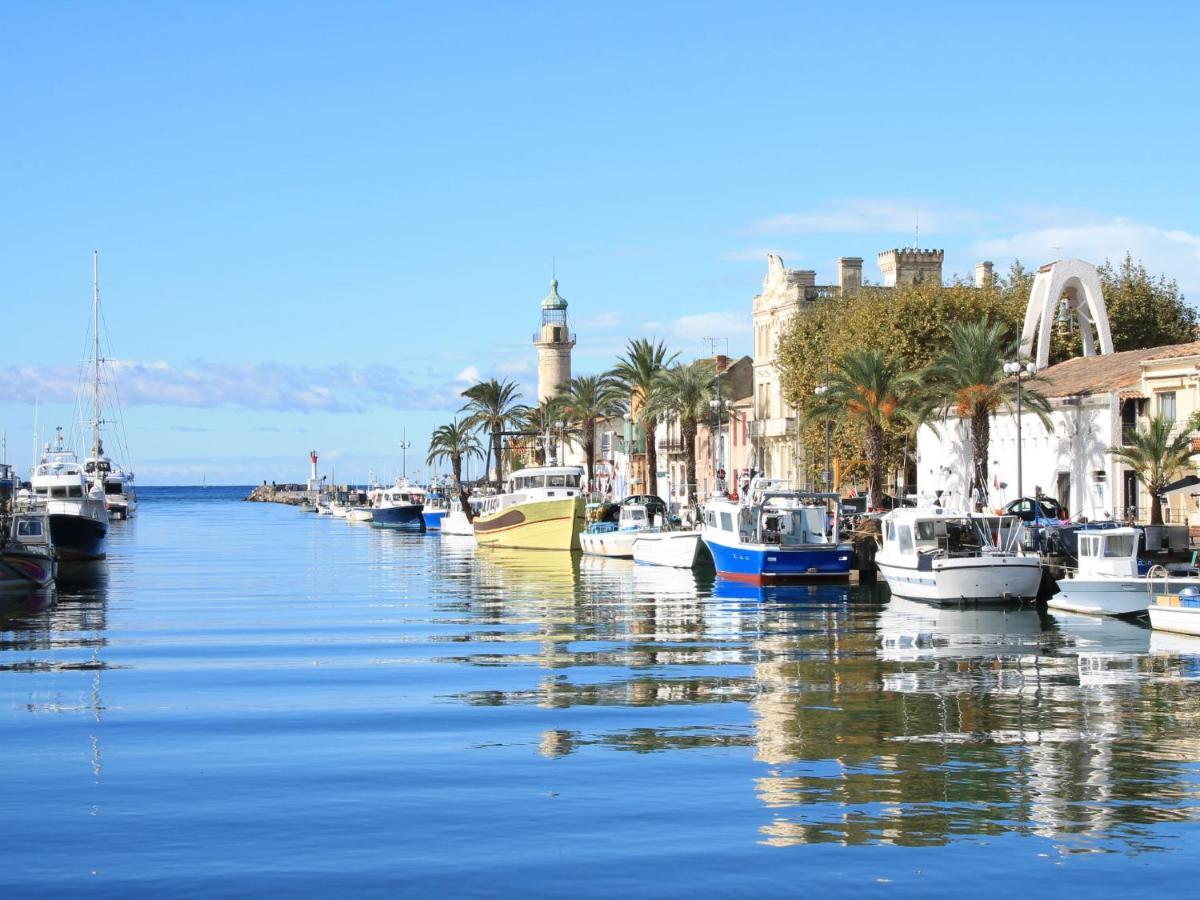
[454,365,482,384]
[970,218,1200,294]
[0,359,470,414]
[720,247,805,263]
[752,199,991,236]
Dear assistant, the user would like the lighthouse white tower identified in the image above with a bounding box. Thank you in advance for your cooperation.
[307,450,320,491]
[533,279,575,403]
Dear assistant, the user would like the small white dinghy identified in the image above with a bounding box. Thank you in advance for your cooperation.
[632,529,705,569]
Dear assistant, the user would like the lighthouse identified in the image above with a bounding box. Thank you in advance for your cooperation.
[533,279,575,403]
[307,450,319,491]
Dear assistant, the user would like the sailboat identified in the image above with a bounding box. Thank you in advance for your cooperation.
[81,252,137,519]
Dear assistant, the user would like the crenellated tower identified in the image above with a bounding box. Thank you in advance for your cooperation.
[877,248,944,287]
[534,279,575,403]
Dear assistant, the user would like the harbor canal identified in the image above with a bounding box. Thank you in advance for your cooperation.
[3,486,1200,895]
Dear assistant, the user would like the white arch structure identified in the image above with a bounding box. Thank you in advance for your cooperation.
[1020,258,1114,369]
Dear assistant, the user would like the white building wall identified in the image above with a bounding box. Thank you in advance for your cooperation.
[916,398,1119,520]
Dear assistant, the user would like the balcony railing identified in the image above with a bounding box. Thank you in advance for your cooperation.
[749,417,796,439]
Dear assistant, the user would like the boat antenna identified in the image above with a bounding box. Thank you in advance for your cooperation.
[92,251,103,463]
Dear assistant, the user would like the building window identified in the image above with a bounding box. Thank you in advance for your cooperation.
[1159,391,1177,423]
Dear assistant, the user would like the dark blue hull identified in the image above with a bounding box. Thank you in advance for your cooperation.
[370,505,425,530]
[421,510,446,531]
[702,534,851,583]
[49,513,108,562]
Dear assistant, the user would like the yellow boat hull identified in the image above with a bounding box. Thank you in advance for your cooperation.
[473,496,585,551]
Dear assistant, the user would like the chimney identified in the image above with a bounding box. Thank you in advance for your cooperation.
[838,257,863,294]
[975,260,995,288]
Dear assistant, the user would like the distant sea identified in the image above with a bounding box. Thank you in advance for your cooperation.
[3,485,1200,896]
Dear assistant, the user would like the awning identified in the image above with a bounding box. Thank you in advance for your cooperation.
[1117,390,1147,400]
[1161,474,1200,495]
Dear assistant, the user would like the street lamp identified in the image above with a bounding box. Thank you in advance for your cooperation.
[813,385,832,492]
[709,397,729,496]
[398,429,413,482]
[1002,360,1038,499]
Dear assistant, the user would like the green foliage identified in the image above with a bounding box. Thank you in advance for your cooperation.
[609,338,677,497]
[644,359,717,503]
[460,378,527,485]
[778,263,1030,489]
[810,348,924,505]
[1107,413,1196,525]
[555,374,627,487]
[1051,254,1197,361]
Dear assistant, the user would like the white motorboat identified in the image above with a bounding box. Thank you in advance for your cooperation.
[632,529,705,569]
[1048,528,1194,617]
[30,428,109,561]
[346,506,374,522]
[1148,582,1200,636]
[441,495,480,538]
[877,506,1042,603]
[580,495,667,559]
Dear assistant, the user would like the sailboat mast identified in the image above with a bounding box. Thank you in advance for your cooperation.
[92,250,102,459]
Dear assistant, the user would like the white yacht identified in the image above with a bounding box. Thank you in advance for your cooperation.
[1048,528,1190,617]
[876,506,1042,603]
[441,495,481,538]
[84,446,137,520]
[31,428,109,561]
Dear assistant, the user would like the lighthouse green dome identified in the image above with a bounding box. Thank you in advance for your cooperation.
[541,278,568,309]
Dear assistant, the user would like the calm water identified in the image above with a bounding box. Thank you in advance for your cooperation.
[3,487,1200,896]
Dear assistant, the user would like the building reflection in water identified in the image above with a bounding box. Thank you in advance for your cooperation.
[444,546,1200,853]
[752,595,1200,851]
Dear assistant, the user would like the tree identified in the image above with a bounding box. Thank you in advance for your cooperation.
[426,419,484,517]
[460,378,526,487]
[555,374,627,491]
[1108,413,1196,526]
[643,359,716,507]
[809,348,923,509]
[924,319,1051,507]
[609,338,678,499]
[521,396,581,465]
[778,265,1029,493]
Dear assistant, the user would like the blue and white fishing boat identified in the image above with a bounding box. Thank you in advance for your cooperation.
[367,480,425,530]
[701,478,852,583]
[421,489,451,531]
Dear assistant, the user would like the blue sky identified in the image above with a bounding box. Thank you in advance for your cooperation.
[2,1,1198,484]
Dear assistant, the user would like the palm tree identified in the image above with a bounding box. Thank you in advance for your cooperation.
[460,378,525,487]
[644,359,717,507]
[925,319,1051,507]
[809,348,922,509]
[1108,413,1195,525]
[555,374,627,491]
[426,419,484,517]
[523,396,580,465]
[610,338,678,499]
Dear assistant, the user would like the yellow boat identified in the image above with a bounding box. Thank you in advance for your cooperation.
[473,466,586,551]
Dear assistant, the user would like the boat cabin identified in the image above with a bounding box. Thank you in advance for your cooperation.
[1075,527,1140,577]
[881,509,1023,562]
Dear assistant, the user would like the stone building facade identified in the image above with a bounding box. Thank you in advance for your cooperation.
[750,248,947,483]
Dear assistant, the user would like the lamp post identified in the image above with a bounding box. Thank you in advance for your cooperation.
[709,397,729,497]
[1002,360,1038,499]
[399,429,412,481]
[813,385,832,492]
